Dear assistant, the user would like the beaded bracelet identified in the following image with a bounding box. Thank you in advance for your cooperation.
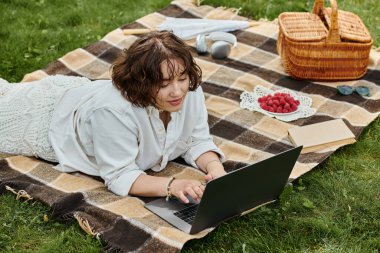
[165,176,176,201]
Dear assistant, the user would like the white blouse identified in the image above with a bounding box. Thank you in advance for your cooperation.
[49,80,224,196]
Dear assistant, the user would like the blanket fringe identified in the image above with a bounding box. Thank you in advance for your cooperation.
[5,185,33,202]
[216,6,242,16]
[74,212,99,238]
[177,0,201,7]
[176,0,241,15]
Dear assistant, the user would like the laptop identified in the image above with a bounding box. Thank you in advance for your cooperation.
[145,146,302,234]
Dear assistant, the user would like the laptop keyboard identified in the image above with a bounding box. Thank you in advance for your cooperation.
[173,204,199,224]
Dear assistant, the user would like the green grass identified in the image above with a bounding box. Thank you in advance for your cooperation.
[0,194,102,253]
[1,0,379,252]
[0,0,172,82]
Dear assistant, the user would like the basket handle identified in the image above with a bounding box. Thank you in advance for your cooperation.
[312,0,341,43]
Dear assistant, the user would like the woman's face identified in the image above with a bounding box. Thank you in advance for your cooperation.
[155,58,190,112]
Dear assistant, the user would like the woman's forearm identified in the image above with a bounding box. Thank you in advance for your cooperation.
[128,174,206,203]
[195,151,224,174]
[129,174,170,197]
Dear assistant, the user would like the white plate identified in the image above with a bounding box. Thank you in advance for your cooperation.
[261,107,300,116]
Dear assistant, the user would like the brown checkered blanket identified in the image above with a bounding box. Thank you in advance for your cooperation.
[1,0,380,252]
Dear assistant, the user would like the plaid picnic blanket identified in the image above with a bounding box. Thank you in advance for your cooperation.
[1,0,379,252]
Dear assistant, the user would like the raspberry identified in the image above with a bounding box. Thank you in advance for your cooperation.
[258,92,299,114]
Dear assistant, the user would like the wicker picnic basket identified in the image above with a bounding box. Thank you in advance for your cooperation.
[277,0,373,81]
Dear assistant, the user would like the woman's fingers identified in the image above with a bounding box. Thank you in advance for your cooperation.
[204,173,213,182]
[195,185,204,195]
[177,191,190,203]
[185,186,201,201]
[193,186,204,200]
[172,179,206,203]
[204,169,227,182]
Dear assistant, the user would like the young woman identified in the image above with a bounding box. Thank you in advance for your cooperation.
[0,31,226,203]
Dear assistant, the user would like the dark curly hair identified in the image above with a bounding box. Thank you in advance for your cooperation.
[111,31,202,108]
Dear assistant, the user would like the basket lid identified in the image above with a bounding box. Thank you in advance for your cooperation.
[323,8,372,43]
[278,12,328,42]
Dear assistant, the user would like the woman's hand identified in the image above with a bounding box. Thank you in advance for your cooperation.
[195,151,227,182]
[204,161,227,182]
[169,178,205,203]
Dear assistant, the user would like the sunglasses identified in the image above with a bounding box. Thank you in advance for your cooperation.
[337,85,370,97]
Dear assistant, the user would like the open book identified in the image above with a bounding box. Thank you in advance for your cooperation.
[288,119,356,154]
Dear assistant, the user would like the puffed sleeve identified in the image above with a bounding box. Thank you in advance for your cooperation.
[90,108,145,196]
[182,87,225,168]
